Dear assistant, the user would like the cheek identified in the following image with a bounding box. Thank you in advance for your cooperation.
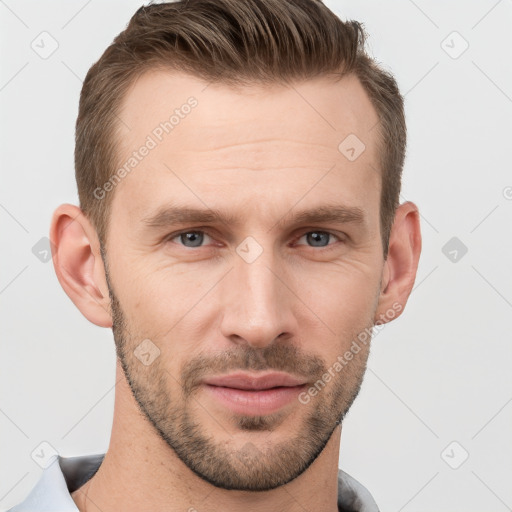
[294,264,380,346]
[114,263,219,365]
[113,257,195,317]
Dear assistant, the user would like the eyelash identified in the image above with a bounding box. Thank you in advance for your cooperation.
[165,229,345,250]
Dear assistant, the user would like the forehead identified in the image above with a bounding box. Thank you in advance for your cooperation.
[117,69,379,151]
[111,69,381,227]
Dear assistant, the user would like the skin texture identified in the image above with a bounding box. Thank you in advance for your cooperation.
[50,70,421,512]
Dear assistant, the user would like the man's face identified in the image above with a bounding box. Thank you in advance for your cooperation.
[102,70,384,491]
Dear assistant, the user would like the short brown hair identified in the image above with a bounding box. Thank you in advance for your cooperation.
[75,0,406,258]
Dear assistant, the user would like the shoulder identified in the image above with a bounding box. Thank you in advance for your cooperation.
[337,468,380,512]
[6,453,105,512]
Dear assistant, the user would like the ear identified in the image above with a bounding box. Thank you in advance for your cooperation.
[49,203,112,328]
[374,201,422,325]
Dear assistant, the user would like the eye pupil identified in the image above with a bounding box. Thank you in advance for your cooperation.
[307,232,329,247]
[181,232,203,247]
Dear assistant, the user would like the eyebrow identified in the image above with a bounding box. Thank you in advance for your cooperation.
[141,203,366,231]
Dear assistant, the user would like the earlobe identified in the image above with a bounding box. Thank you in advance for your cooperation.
[374,201,422,325]
[50,204,113,328]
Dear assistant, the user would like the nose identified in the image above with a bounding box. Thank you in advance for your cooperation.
[219,243,296,349]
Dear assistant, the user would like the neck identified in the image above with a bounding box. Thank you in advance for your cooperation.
[71,362,341,512]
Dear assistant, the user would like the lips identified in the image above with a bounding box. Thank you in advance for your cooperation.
[202,371,307,391]
[202,372,308,416]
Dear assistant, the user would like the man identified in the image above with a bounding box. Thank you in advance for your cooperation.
[9,0,421,510]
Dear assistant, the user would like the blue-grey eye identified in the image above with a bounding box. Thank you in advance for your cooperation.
[299,231,336,247]
[174,231,210,247]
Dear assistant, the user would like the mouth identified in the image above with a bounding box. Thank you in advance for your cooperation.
[202,372,308,416]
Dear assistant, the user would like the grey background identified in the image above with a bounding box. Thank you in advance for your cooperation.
[1,1,511,510]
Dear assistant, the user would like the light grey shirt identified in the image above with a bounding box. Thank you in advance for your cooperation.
[8,454,379,512]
